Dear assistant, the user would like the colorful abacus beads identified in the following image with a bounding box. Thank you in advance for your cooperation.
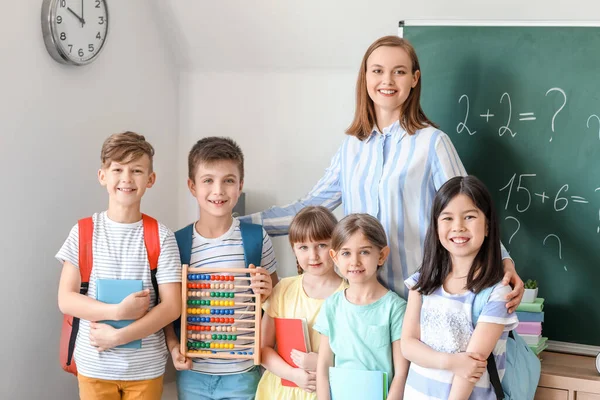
[187,342,236,350]
[186,317,235,323]
[187,325,238,332]
[187,274,235,281]
[187,289,236,295]
[187,283,236,290]
[186,300,235,306]
[186,308,235,315]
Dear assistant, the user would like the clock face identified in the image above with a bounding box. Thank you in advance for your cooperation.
[42,0,109,65]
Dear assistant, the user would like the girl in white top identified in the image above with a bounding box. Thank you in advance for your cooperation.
[402,176,519,400]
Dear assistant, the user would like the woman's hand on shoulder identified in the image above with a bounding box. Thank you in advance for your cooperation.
[501,259,524,313]
[448,352,487,383]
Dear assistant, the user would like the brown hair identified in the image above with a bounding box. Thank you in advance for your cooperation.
[331,214,388,267]
[346,36,437,140]
[100,131,155,171]
[289,206,338,274]
[188,137,244,181]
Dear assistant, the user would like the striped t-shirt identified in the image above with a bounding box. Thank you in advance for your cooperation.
[403,272,518,399]
[55,212,181,381]
[241,121,511,298]
[187,218,277,375]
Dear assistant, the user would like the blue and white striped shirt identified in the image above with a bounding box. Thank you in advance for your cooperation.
[403,273,518,399]
[242,121,510,297]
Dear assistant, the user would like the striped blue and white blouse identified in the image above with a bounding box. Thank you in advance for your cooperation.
[403,272,519,399]
[242,121,510,296]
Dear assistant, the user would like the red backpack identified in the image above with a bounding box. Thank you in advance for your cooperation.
[59,214,161,375]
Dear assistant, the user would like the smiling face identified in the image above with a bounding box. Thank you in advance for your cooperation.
[293,239,335,277]
[188,160,243,220]
[437,193,488,263]
[98,155,155,208]
[330,232,389,284]
[365,45,420,122]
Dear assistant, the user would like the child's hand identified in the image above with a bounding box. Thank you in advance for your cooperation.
[170,346,192,370]
[89,322,121,352]
[116,289,150,320]
[449,352,487,383]
[249,266,273,301]
[291,368,316,393]
[290,350,318,372]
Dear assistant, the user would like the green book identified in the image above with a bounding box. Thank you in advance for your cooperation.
[529,337,548,354]
[516,298,544,313]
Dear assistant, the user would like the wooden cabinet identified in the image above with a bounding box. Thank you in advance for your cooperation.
[535,387,568,400]
[577,393,600,400]
[535,352,600,400]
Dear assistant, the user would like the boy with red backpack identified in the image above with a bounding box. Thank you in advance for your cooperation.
[56,132,182,400]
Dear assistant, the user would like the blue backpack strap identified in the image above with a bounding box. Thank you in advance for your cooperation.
[239,221,263,268]
[173,223,194,339]
[175,223,194,265]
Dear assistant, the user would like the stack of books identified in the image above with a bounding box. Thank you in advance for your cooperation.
[516,297,547,356]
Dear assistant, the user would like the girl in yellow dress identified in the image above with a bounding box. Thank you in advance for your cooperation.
[255,206,346,400]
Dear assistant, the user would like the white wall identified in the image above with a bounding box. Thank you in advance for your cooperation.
[175,1,600,277]
[0,2,179,399]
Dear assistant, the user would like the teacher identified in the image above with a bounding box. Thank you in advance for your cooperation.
[242,35,524,308]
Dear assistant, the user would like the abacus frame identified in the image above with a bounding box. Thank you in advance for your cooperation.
[180,264,262,365]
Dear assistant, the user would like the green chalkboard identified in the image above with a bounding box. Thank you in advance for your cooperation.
[404,25,600,346]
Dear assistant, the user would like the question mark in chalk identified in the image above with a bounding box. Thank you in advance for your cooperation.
[504,216,520,245]
[587,114,600,141]
[545,87,567,143]
[543,234,567,271]
[596,187,600,234]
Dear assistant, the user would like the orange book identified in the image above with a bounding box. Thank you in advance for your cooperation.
[274,317,311,387]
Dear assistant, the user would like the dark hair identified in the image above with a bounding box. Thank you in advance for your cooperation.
[413,176,504,295]
[346,36,437,139]
[188,137,244,181]
[289,206,338,274]
[331,213,387,256]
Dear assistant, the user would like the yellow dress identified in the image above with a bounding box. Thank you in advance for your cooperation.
[255,275,346,400]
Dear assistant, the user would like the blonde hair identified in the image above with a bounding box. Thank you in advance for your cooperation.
[331,213,388,255]
[289,206,338,274]
[346,36,437,140]
[100,131,155,171]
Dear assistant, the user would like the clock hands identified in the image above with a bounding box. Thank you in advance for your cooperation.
[67,6,85,26]
[81,0,84,28]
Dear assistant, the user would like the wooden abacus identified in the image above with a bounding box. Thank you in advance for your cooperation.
[180,265,262,365]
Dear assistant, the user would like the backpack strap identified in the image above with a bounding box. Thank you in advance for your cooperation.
[67,217,94,367]
[142,214,161,306]
[472,286,505,400]
[175,223,194,265]
[173,223,194,339]
[78,217,94,287]
[239,222,263,268]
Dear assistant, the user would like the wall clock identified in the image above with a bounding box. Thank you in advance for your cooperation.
[42,0,109,66]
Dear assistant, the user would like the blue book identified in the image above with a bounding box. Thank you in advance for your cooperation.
[329,367,388,400]
[96,279,144,349]
[516,311,545,323]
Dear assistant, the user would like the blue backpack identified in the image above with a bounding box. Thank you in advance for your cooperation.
[172,221,263,338]
[472,286,541,400]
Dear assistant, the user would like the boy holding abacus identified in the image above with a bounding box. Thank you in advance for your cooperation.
[164,136,278,400]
